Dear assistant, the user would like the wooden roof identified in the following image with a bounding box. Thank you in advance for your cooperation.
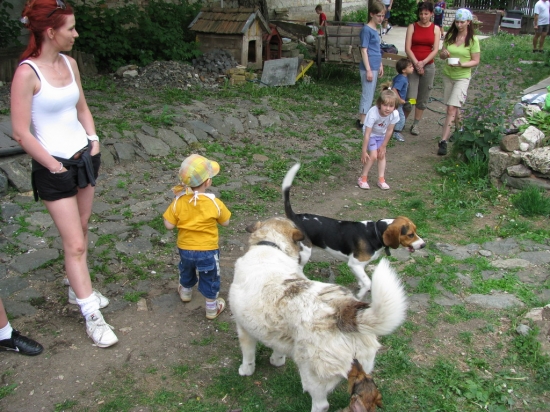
[188,7,269,35]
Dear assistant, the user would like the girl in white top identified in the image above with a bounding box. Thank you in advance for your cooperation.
[10,0,117,348]
[358,84,400,190]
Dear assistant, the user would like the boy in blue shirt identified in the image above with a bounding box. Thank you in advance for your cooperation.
[391,58,414,142]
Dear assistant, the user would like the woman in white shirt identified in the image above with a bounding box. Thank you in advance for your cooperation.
[11,0,118,348]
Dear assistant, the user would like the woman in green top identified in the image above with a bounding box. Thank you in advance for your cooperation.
[437,8,480,155]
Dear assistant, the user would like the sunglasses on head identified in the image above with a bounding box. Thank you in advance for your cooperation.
[47,0,66,18]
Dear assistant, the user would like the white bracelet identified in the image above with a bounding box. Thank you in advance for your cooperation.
[87,134,99,141]
[50,162,63,174]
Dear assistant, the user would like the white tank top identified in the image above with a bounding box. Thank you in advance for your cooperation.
[21,54,88,158]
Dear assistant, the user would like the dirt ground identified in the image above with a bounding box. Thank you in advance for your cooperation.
[0,80,514,412]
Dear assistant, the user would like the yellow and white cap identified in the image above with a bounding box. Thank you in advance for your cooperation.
[178,154,220,188]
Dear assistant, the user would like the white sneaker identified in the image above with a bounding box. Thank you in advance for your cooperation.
[68,287,109,308]
[177,285,193,302]
[86,311,118,348]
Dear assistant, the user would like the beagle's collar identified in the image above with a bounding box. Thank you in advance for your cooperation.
[374,221,391,256]
[256,241,280,250]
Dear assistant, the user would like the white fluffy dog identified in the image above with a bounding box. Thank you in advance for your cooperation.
[229,217,407,412]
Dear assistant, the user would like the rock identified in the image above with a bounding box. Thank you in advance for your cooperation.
[500,134,520,152]
[507,163,532,177]
[488,146,521,179]
[512,117,528,128]
[465,293,524,309]
[113,142,136,162]
[0,161,32,192]
[519,126,545,151]
[115,64,138,77]
[516,324,531,336]
[157,128,188,149]
[123,70,139,78]
[501,173,550,190]
[135,133,170,156]
[525,104,541,116]
[9,248,59,274]
[522,146,550,174]
[0,172,7,196]
[492,258,532,269]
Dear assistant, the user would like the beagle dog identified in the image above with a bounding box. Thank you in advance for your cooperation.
[282,163,426,299]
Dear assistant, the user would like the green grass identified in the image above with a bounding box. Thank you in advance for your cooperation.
[511,185,550,217]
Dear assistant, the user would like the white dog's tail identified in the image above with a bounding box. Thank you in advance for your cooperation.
[359,259,407,336]
[282,163,301,221]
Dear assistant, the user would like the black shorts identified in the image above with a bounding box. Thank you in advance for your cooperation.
[32,153,101,201]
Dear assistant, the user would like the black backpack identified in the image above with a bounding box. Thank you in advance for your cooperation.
[380,43,398,55]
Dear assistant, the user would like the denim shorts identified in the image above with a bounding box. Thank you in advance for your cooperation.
[32,153,101,201]
[178,249,220,300]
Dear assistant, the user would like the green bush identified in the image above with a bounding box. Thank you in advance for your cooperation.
[342,1,417,26]
[73,0,201,73]
[0,1,21,48]
[342,8,369,23]
[390,0,418,27]
[452,78,511,162]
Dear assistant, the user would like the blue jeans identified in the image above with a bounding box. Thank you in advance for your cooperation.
[178,249,220,299]
[395,106,405,132]
[359,68,379,114]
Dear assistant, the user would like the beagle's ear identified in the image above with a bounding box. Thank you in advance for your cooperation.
[382,223,401,249]
[245,221,262,233]
[291,228,305,242]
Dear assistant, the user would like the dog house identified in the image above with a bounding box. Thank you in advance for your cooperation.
[188,7,270,70]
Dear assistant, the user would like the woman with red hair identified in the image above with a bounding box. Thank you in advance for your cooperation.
[11,0,118,348]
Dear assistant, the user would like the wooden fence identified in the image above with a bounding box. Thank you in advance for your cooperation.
[0,47,97,83]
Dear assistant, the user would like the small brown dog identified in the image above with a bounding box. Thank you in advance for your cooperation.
[343,359,383,412]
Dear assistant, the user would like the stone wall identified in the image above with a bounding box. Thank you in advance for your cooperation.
[488,107,550,191]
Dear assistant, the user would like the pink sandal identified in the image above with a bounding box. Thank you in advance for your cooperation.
[357,177,370,189]
[377,181,390,190]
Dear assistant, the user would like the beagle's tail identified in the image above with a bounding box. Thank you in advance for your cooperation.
[282,163,301,221]
[358,259,407,336]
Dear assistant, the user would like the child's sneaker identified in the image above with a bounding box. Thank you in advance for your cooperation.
[206,298,226,320]
[377,181,390,190]
[68,287,109,308]
[86,311,118,348]
[178,284,193,302]
[357,177,370,189]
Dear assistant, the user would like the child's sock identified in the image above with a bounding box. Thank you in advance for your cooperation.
[360,176,368,182]
[378,177,386,183]
[0,322,13,341]
[205,300,217,311]
[76,293,101,320]
[413,119,419,126]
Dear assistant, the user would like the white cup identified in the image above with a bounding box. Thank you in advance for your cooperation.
[447,57,460,65]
